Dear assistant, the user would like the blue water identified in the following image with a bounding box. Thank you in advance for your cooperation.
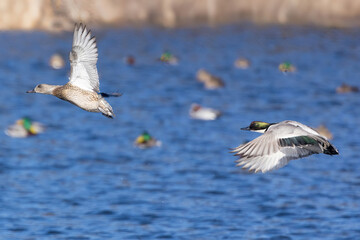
[0,25,359,239]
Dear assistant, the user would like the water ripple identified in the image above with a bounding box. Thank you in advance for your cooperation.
[0,25,359,239]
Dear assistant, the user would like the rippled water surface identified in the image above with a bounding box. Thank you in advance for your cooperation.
[1,25,360,239]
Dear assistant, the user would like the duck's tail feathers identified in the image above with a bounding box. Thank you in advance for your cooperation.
[100,92,123,98]
[98,98,115,119]
[323,144,339,155]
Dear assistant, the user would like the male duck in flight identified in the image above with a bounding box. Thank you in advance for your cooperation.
[232,120,339,173]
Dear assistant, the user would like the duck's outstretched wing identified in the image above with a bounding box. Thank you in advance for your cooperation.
[232,133,326,173]
[68,23,99,92]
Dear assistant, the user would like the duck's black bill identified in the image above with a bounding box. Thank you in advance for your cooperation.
[241,127,250,131]
[26,90,35,93]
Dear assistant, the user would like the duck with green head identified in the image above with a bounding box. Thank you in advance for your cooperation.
[232,120,338,173]
[134,131,161,149]
[159,51,178,65]
[5,117,45,138]
[279,62,296,73]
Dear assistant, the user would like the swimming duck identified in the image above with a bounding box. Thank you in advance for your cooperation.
[49,53,65,69]
[27,23,121,118]
[231,120,338,173]
[279,62,296,73]
[196,69,225,89]
[5,117,45,138]
[234,57,250,69]
[124,55,135,65]
[159,51,178,65]
[134,131,161,149]
[315,124,333,140]
[336,83,359,93]
[189,103,221,121]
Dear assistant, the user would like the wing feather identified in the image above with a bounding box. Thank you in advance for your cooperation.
[232,130,327,173]
[68,23,99,92]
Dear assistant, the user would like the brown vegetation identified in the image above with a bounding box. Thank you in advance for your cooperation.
[1,0,360,31]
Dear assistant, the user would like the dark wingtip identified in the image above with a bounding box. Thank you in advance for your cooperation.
[100,92,123,98]
[101,112,114,119]
[75,23,81,31]
[75,22,87,34]
[324,145,339,155]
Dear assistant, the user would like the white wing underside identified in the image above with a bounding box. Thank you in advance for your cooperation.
[235,145,320,173]
[68,24,99,92]
[233,121,325,173]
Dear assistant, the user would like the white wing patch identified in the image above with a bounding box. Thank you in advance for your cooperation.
[232,131,323,173]
[237,151,289,173]
[234,145,319,173]
[68,23,99,92]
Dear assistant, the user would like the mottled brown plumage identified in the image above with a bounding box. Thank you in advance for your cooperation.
[27,23,120,118]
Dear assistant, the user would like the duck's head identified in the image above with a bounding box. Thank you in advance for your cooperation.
[160,51,172,62]
[191,104,202,112]
[126,55,135,65]
[241,121,272,133]
[136,131,152,144]
[279,62,296,73]
[17,117,37,134]
[26,84,56,95]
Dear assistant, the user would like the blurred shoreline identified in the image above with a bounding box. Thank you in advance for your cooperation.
[2,0,360,31]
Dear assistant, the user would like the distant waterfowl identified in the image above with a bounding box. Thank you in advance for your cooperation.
[336,83,359,93]
[124,55,135,65]
[27,23,121,118]
[234,57,250,69]
[5,117,45,138]
[49,53,65,69]
[134,131,161,149]
[315,124,333,140]
[232,120,338,173]
[279,62,296,73]
[196,69,225,89]
[159,51,178,65]
[189,103,221,121]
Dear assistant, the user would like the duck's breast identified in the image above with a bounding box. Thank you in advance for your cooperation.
[54,86,100,112]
